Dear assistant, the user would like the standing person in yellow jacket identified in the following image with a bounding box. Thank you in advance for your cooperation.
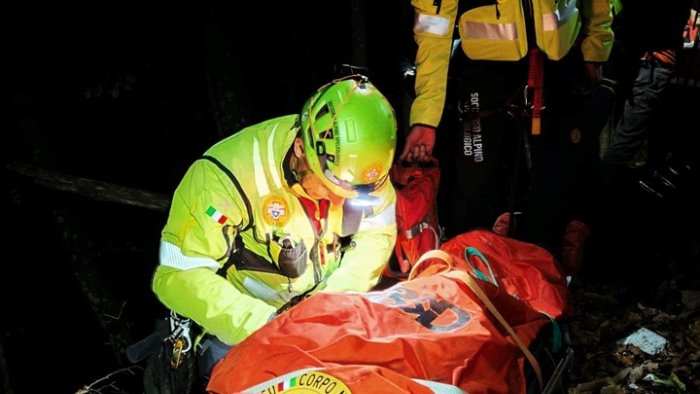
[151,75,398,385]
[399,0,614,258]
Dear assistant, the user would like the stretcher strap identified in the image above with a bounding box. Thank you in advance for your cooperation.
[409,250,544,389]
[464,247,499,286]
[407,249,454,280]
[444,269,543,389]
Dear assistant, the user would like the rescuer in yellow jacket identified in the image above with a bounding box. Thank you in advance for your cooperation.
[402,0,615,151]
[397,0,614,251]
[151,75,398,374]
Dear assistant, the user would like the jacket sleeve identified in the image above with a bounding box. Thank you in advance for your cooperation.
[321,186,398,292]
[153,266,276,345]
[579,0,614,62]
[409,0,459,128]
[154,160,277,345]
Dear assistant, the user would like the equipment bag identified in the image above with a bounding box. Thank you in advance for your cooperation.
[208,229,571,394]
[385,159,443,279]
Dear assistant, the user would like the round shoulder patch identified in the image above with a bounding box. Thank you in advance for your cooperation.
[261,194,291,227]
[360,163,382,183]
[262,370,352,393]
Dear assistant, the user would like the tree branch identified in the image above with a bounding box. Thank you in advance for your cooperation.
[5,162,170,212]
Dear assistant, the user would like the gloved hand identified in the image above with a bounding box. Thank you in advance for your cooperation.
[399,124,436,163]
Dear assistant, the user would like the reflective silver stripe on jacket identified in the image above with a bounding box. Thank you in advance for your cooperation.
[358,203,396,231]
[252,124,283,196]
[542,0,578,31]
[462,20,518,40]
[266,124,283,189]
[415,13,451,36]
[159,240,220,270]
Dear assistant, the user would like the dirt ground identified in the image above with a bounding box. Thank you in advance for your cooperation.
[565,255,700,392]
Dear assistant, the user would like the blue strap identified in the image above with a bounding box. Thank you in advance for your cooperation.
[464,247,562,352]
[540,312,562,352]
[550,318,562,352]
[464,247,498,286]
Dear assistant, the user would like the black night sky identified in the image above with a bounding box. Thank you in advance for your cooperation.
[4,3,700,394]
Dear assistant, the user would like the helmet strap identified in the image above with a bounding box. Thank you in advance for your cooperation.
[294,169,313,182]
[290,141,313,182]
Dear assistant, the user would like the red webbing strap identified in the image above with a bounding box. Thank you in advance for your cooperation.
[527,48,544,136]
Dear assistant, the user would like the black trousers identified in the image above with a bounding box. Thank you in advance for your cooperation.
[437,50,599,254]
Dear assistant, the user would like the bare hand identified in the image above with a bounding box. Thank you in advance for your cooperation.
[399,124,436,163]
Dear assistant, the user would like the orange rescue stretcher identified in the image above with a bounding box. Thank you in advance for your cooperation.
[208,229,575,394]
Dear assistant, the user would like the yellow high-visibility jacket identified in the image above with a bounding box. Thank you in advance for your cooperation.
[153,115,397,345]
[410,0,614,128]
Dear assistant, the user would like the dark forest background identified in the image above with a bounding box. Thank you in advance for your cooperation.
[3,3,415,393]
[4,3,700,394]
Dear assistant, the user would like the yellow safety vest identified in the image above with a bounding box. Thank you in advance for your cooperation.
[410,0,614,128]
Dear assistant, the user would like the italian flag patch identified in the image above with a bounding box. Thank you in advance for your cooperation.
[205,206,228,224]
[277,376,297,391]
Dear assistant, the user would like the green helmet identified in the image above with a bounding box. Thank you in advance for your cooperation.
[300,75,397,199]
